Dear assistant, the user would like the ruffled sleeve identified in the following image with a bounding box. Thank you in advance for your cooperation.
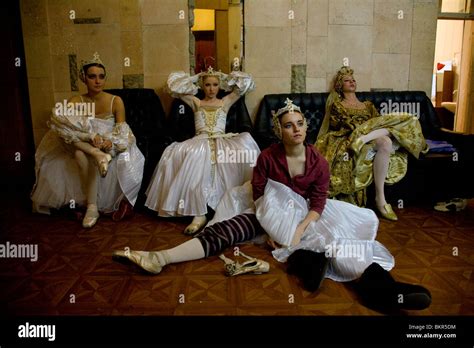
[222,71,256,96]
[167,71,199,98]
[48,107,95,144]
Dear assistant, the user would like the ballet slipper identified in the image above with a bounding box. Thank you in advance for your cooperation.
[184,216,207,235]
[112,250,163,274]
[92,149,112,178]
[82,204,100,228]
[98,153,112,178]
[434,198,467,212]
[219,251,270,276]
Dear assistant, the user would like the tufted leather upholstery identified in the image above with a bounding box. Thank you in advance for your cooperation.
[106,88,170,209]
[254,91,474,204]
[167,90,254,142]
[255,91,441,149]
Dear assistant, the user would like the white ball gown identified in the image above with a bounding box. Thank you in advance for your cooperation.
[145,71,261,217]
[31,96,145,214]
[208,179,395,282]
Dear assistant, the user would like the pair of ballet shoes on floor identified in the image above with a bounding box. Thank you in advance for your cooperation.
[219,251,270,276]
[434,198,467,212]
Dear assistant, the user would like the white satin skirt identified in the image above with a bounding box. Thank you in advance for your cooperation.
[145,132,260,217]
[208,179,394,282]
[31,120,145,214]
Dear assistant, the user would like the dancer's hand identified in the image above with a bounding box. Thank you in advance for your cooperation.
[100,140,113,152]
[291,223,307,247]
[92,135,104,148]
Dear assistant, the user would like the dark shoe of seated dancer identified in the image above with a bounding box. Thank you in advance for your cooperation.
[353,262,431,312]
[286,249,329,292]
[287,250,431,312]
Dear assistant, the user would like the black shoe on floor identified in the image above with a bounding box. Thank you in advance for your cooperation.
[354,262,431,312]
[287,249,329,292]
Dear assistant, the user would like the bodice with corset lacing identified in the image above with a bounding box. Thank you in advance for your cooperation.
[194,104,228,182]
[194,104,227,137]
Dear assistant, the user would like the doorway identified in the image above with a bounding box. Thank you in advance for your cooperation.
[433,0,474,133]
[191,0,243,74]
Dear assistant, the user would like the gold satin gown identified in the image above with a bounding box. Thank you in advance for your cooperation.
[315,100,428,206]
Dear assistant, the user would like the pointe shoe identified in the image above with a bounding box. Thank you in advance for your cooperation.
[99,153,112,178]
[112,250,162,274]
[184,216,207,236]
[377,203,398,221]
[434,198,467,212]
[218,254,237,270]
[349,137,365,156]
[82,205,99,228]
[97,153,112,178]
[219,251,270,277]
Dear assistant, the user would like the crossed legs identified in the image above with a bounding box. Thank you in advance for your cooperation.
[73,141,111,228]
[356,129,398,220]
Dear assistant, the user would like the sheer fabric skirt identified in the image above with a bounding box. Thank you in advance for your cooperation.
[145,132,260,217]
[208,179,394,282]
[31,119,145,214]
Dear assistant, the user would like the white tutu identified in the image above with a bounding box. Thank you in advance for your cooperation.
[146,70,259,217]
[208,179,394,282]
[145,130,260,216]
[31,116,145,214]
[145,89,260,217]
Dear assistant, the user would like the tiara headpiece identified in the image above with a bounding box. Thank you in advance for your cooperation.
[272,98,305,139]
[202,66,220,77]
[333,66,354,94]
[79,52,106,81]
[198,66,224,89]
[81,52,105,69]
[274,98,301,118]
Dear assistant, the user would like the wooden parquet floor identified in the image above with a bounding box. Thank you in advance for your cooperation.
[1,198,473,317]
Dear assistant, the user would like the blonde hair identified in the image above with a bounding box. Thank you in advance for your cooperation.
[197,67,225,90]
[317,66,354,139]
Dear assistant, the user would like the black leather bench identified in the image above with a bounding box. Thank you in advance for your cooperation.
[254,91,474,205]
[106,88,169,209]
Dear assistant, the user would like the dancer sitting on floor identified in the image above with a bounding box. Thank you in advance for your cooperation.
[114,99,431,312]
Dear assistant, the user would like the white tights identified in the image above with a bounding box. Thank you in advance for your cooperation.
[359,129,392,208]
[73,141,106,207]
[147,238,205,266]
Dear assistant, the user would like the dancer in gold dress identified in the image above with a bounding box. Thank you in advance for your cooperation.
[316,67,428,220]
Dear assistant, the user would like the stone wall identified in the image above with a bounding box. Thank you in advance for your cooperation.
[21,0,439,147]
[21,0,190,147]
[244,0,438,120]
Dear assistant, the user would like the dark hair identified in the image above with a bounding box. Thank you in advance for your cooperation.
[82,63,106,77]
[278,110,304,123]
